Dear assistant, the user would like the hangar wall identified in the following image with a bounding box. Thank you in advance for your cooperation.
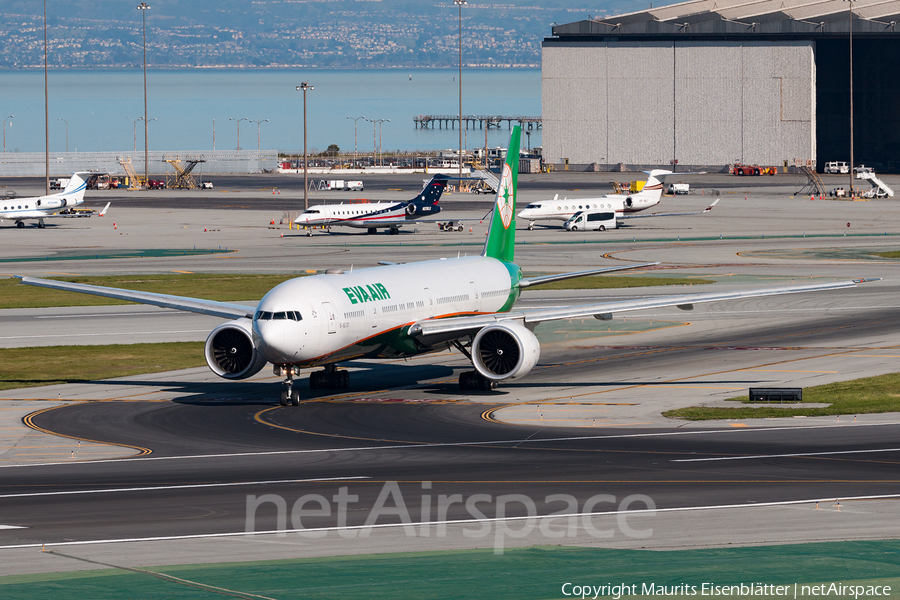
[542,41,815,169]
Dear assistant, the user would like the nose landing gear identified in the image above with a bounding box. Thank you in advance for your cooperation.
[275,365,301,406]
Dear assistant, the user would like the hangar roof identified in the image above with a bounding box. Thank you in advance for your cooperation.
[549,0,900,40]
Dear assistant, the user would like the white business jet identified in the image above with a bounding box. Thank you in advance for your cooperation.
[295,174,449,235]
[1,172,108,229]
[18,129,872,405]
[518,169,676,229]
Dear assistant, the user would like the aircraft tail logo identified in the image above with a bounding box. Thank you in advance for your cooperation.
[482,126,521,263]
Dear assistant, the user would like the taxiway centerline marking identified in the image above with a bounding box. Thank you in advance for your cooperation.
[3,493,899,550]
[672,447,900,463]
[0,476,369,499]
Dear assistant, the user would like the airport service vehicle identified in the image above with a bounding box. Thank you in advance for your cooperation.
[147,179,166,190]
[18,127,872,404]
[667,183,689,195]
[564,210,617,231]
[1,172,108,228]
[294,174,448,235]
[517,170,670,230]
[733,163,776,176]
[344,181,364,191]
[824,161,849,174]
[200,181,214,189]
[49,177,70,190]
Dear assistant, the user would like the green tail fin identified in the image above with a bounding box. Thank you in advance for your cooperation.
[482,126,521,263]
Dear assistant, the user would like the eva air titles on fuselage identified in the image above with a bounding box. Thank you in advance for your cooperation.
[343,282,391,304]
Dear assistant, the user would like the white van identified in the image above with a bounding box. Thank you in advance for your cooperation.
[564,210,617,231]
[344,180,364,191]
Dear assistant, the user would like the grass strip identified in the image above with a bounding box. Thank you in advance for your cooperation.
[1,273,711,309]
[872,250,900,258]
[663,372,900,420]
[1,541,899,599]
[0,342,205,392]
[0,274,300,309]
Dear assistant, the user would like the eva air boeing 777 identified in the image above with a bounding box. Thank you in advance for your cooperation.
[18,127,871,405]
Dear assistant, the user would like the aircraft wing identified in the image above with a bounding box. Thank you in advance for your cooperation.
[519,262,659,288]
[621,199,718,218]
[409,278,868,344]
[16,276,253,320]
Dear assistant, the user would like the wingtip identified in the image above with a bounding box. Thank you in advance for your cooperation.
[852,277,883,283]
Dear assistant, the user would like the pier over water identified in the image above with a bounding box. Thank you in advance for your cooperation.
[414,115,541,130]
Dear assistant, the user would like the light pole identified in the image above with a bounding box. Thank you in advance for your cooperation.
[137,2,151,188]
[455,0,467,190]
[375,119,389,167]
[212,118,216,151]
[3,115,12,153]
[43,0,49,194]
[846,0,856,197]
[127,116,143,152]
[365,118,377,169]
[229,117,249,150]
[297,82,313,210]
[249,119,268,150]
[346,116,366,167]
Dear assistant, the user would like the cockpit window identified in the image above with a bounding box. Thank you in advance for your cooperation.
[302,210,320,214]
[525,204,541,209]
[255,310,302,321]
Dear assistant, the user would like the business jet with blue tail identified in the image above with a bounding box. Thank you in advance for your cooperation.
[1,172,109,229]
[294,174,448,235]
[17,128,873,405]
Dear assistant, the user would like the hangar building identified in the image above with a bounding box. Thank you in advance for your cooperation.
[541,0,900,172]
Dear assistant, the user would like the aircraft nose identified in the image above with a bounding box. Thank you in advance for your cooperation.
[254,321,293,363]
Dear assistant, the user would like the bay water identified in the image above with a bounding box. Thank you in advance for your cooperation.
[0,68,541,155]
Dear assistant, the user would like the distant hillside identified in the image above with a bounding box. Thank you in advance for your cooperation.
[0,0,653,69]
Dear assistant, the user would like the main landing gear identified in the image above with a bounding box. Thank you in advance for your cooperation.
[309,363,350,390]
[459,370,496,391]
[275,365,301,407]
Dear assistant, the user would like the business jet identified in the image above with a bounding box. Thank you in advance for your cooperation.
[18,128,871,405]
[1,172,108,229]
[294,174,449,236]
[518,169,674,230]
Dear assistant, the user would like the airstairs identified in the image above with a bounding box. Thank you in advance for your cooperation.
[116,156,143,190]
[475,168,499,192]
[797,165,826,197]
[856,169,894,198]
[163,156,206,189]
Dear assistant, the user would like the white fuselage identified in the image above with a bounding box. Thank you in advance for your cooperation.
[517,192,660,225]
[252,255,516,366]
[294,202,434,229]
[1,189,84,222]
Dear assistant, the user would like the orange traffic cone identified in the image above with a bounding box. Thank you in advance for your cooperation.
[113,222,117,229]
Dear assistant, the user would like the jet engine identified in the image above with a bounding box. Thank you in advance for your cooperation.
[624,197,634,209]
[472,322,540,381]
[204,319,268,380]
[406,202,441,216]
